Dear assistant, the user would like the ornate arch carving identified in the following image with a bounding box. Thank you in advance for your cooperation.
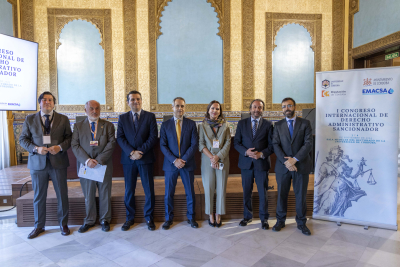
[156,0,223,39]
[149,0,230,112]
[265,13,322,111]
[56,18,104,50]
[47,8,113,112]
[273,22,315,52]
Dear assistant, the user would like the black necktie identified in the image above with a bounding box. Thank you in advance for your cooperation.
[44,114,50,135]
[134,113,139,130]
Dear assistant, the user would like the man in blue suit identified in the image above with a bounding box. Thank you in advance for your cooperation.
[234,99,274,230]
[160,97,199,229]
[117,90,158,231]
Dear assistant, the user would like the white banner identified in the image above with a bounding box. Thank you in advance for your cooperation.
[314,67,400,230]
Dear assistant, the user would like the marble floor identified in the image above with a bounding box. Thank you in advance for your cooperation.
[1,217,400,267]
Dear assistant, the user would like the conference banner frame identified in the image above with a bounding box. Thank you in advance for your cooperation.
[314,67,400,231]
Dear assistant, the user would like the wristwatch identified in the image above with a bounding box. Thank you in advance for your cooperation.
[33,146,38,154]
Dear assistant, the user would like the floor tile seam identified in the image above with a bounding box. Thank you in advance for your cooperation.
[90,245,137,261]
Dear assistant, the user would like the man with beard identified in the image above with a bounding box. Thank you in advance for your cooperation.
[117,91,158,231]
[72,100,116,232]
[19,91,71,238]
[234,99,274,229]
[272,97,313,236]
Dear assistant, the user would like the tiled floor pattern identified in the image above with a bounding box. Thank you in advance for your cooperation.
[1,217,400,267]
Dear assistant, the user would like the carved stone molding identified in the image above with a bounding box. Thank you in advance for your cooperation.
[6,0,19,38]
[332,0,345,70]
[148,0,231,112]
[123,0,137,112]
[20,0,34,42]
[241,0,254,110]
[349,0,400,62]
[47,8,114,113]
[265,13,322,111]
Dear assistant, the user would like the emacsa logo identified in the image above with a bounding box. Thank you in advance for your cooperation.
[389,88,394,94]
[362,88,393,95]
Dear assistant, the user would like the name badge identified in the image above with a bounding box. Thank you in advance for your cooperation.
[90,141,99,146]
[43,135,51,144]
[213,139,220,148]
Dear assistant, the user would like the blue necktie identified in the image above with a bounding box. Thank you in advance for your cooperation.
[134,113,139,131]
[44,114,50,135]
[91,122,96,140]
[288,120,294,139]
[252,119,258,138]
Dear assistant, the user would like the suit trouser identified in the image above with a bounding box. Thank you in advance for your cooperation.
[30,158,69,228]
[276,171,309,225]
[241,168,269,221]
[79,175,112,225]
[123,162,155,222]
[201,160,229,215]
[164,169,195,221]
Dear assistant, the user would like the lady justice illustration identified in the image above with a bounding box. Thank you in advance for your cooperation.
[313,146,376,217]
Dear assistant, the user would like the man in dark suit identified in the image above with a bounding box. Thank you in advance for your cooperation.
[117,90,158,231]
[272,97,313,236]
[160,97,199,230]
[71,100,116,233]
[234,99,274,230]
[19,91,72,238]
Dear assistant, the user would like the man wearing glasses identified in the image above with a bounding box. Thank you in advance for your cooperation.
[272,97,313,236]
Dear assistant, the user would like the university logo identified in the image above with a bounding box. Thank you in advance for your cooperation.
[363,78,372,86]
[322,90,330,97]
[322,79,330,89]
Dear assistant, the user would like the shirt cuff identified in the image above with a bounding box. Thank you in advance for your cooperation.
[173,158,177,164]
[261,152,265,159]
[58,145,62,151]
[85,158,91,165]
[294,157,299,161]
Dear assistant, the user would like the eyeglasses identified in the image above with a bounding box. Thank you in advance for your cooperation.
[281,104,294,109]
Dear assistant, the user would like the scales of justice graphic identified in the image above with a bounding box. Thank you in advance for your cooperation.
[313,146,376,217]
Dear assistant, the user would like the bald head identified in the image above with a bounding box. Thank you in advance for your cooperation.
[85,100,101,121]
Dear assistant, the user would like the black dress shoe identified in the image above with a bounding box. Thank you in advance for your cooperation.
[146,220,156,231]
[121,220,134,231]
[261,221,269,230]
[162,220,173,230]
[27,227,45,239]
[60,225,70,236]
[272,221,286,232]
[298,225,311,236]
[187,219,199,228]
[215,219,222,228]
[208,216,215,227]
[239,218,252,227]
[101,221,110,232]
[78,224,95,233]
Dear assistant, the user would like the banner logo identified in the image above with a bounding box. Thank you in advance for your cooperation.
[362,88,393,95]
[322,79,330,89]
[322,90,330,97]
[363,78,372,86]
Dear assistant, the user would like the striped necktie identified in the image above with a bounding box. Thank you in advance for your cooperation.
[252,119,258,138]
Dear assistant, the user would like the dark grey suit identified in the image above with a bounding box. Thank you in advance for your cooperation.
[71,118,116,224]
[19,111,72,228]
[272,117,313,225]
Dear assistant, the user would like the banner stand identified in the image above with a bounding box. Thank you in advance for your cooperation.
[312,215,398,231]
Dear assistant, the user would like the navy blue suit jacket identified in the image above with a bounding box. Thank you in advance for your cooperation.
[234,117,274,171]
[160,117,199,172]
[117,110,158,165]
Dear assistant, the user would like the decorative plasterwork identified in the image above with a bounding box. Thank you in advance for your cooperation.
[47,8,114,112]
[20,0,35,42]
[265,13,322,111]
[242,0,254,110]
[6,0,19,38]
[349,0,400,62]
[123,0,137,111]
[348,0,359,68]
[332,0,345,70]
[148,0,231,112]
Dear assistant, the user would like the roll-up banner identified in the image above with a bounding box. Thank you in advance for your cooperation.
[314,67,400,230]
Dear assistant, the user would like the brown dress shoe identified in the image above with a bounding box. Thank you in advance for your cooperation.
[60,225,70,236]
[27,228,45,239]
